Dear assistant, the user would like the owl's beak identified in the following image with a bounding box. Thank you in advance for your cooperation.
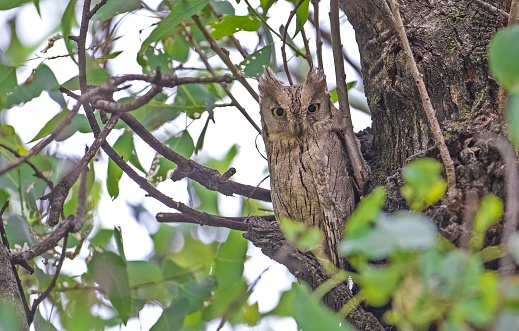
[289,120,304,137]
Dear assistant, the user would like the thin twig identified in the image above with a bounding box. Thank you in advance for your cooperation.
[312,0,324,69]
[386,0,457,198]
[307,14,362,76]
[330,0,370,189]
[192,15,260,102]
[87,0,109,19]
[183,27,262,133]
[281,0,306,85]
[13,216,83,266]
[29,234,68,322]
[472,0,510,20]
[156,213,276,230]
[300,27,313,68]
[43,114,121,226]
[0,144,54,189]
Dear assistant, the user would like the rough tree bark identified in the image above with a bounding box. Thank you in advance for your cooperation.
[0,246,29,331]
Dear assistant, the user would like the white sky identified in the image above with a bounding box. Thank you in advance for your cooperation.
[0,0,370,330]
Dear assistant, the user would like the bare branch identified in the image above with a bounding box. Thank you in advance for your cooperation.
[0,144,54,189]
[29,234,68,322]
[330,0,370,189]
[307,14,362,76]
[312,0,324,69]
[281,0,306,85]
[43,114,121,226]
[120,113,271,201]
[386,0,458,199]
[243,217,385,330]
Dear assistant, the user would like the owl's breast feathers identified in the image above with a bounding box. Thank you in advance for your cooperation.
[267,129,355,269]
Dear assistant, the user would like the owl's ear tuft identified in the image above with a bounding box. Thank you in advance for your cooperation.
[304,68,327,93]
[259,68,284,98]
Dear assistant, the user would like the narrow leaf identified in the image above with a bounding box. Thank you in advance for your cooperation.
[88,252,132,324]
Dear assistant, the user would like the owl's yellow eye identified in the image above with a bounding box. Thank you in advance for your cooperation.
[308,103,319,113]
[272,107,285,117]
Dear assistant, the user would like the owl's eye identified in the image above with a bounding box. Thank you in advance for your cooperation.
[272,107,285,117]
[308,103,320,113]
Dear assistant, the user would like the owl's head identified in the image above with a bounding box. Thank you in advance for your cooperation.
[258,68,334,138]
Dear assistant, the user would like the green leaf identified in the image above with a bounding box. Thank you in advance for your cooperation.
[131,93,182,131]
[401,158,447,212]
[95,0,141,21]
[203,231,248,320]
[4,64,65,108]
[260,0,276,14]
[174,84,213,119]
[489,25,519,92]
[127,261,169,302]
[208,15,260,39]
[294,0,310,37]
[279,218,322,251]
[239,45,272,78]
[107,130,134,199]
[0,0,33,9]
[88,252,131,324]
[471,194,503,251]
[345,187,385,237]
[114,226,126,262]
[340,212,437,259]
[270,283,352,330]
[61,0,78,62]
[0,63,17,96]
[507,91,519,146]
[164,33,191,62]
[3,215,37,247]
[138,0,210,55]
[179,276,216,313]
[360,265,402,306]
[61,68,111,90]
[148,130,194,184]
[150,298,189,331]
[29,109,71,143]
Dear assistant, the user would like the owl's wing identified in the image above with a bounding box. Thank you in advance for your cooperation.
[305,130,355,270]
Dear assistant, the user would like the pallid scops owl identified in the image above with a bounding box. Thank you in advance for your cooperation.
[258,68,355,270]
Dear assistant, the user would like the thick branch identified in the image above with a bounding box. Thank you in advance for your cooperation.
[243,217,385,331]
[330,0,370,189]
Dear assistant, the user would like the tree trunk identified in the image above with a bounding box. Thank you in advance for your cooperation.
[340,0,507,244]
[0,245,29,331]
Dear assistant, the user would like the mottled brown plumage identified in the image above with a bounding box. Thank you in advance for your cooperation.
[258,68,355,269]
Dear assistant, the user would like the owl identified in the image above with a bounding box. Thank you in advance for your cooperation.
[258,68,355,270]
